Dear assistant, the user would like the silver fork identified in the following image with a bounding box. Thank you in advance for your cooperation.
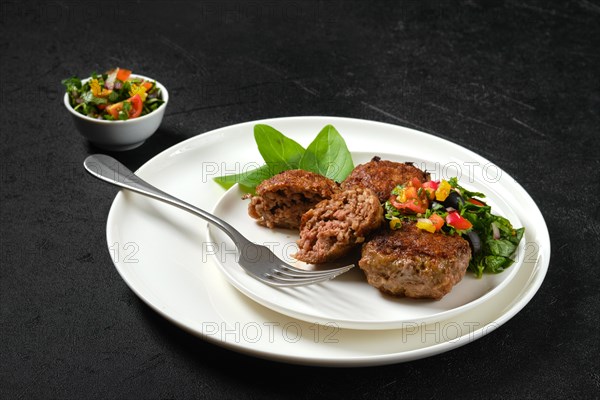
[83,154,354,287]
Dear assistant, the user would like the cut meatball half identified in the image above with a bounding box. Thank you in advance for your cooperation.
[248,169,339,229]
[341,156,430,203]
[359,223,472,300]
[294,187,383,264]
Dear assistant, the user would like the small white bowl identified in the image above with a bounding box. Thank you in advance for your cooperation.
[64,74,168,151]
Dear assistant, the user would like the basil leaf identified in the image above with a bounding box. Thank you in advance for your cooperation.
[214,123,354,191]
[214,125,305,191]
[254,124,305,174]
[213,164,272,190]
[299,124,354,182]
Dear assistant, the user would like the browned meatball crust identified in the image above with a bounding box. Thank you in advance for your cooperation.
[341,156,429,203]
[248,169,339,229]
[294,187,383,264]
[359,223,471,300]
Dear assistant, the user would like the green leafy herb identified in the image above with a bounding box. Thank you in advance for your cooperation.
[214,124,354,191]
[299,124,354,182]
[80,91,107,105]
[61,77,82,93]
[121,80,132,95]
[108,91,119,103]
[254,124,306,174]
[213,164,273,191]
[460,199,525,277]
[449,177,485,199]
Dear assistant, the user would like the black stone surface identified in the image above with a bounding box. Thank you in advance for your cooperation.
[1,0,599,398]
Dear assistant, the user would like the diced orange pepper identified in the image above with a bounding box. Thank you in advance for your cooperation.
[116,68,132,81]
[404,186,418,200]
[429,213,445,231]
[107,102,123,119]
[422,181,438,200]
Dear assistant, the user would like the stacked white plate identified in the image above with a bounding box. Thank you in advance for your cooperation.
[106,117,550,366]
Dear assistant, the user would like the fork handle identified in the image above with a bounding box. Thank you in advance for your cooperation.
[83,154,249,246]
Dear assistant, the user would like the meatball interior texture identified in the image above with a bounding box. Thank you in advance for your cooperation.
[248,169,339,229]
[294,187,383,264]
[341,156,429,203]
[359,223,472,300]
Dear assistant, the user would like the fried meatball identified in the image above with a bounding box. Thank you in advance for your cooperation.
[359,223,471,300]
[294,187,383,264]
[248,169,339,229]
[341,156,429,203]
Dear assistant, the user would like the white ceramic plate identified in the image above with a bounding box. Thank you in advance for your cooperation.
[105,116,550,366]
[208,151,525,330]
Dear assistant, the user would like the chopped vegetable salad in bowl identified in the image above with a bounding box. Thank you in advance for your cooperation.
[62,67,168,151]
[62,67,165,121]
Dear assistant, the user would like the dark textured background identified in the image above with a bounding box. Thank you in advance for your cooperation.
[1,0,599,398]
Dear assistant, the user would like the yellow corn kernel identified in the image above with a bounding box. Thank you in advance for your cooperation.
[89,79,112,98]
[128,84,148,102]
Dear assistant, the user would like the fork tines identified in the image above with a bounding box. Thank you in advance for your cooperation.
[264,264,355,286]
